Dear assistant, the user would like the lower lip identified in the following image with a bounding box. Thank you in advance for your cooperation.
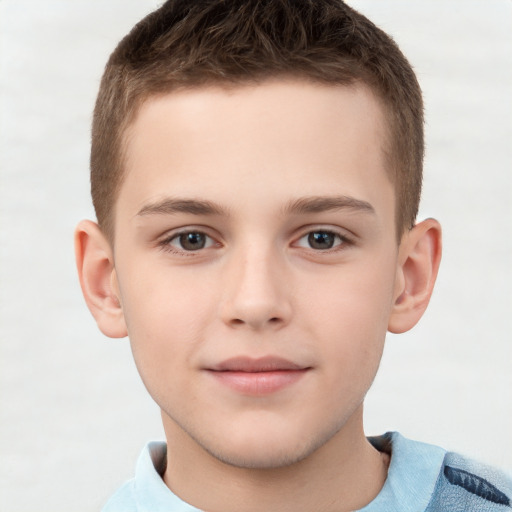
[208,369,309,395]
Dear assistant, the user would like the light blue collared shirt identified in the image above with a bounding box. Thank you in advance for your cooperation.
[102,432,512,512]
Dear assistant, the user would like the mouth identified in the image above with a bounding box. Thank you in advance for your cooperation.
[206,356,311,395]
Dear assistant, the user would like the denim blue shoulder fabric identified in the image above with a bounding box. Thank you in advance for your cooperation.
[102,433,512,512]
[426,451,511,511]
[363,433,512,512]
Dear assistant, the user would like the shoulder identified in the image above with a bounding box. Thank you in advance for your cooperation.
[363,432,512,512]
[427,451,512,511]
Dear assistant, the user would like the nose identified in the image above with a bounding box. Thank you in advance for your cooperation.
[220,244,292,330]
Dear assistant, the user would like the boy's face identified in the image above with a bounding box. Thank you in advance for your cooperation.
[112,80,403,468]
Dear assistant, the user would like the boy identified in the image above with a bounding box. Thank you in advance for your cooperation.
[74,1,511,510]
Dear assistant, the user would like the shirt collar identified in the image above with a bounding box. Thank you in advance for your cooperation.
[134,441,201,512]
[133,432,446,512]
[360,432,446,512]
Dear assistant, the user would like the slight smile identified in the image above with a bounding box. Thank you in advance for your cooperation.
[206,356,312,395]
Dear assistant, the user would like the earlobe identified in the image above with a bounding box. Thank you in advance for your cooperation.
[74,220,128,338]
[388,218,442,334]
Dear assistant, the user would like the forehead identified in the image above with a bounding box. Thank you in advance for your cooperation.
[118,80,394,225]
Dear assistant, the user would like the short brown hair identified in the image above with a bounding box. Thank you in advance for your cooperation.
[91,0,423,241]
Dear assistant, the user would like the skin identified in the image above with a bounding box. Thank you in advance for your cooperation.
[75,80,441,512]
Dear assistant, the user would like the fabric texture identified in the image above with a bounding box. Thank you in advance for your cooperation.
[102,432,512,512]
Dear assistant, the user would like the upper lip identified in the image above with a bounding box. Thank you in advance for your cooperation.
[209,356,308,372]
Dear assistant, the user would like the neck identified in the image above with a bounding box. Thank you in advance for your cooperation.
[162,407,388,512]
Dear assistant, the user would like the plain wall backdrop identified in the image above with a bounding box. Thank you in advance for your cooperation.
[0,1,511,511]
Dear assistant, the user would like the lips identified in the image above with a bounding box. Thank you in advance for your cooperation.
[211,356,306,372]
[206,356,310,395]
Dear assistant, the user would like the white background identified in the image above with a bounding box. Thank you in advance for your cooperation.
[0,1,511,511]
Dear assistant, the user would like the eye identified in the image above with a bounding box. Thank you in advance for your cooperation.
[296,230,346,250]
[164,231,216,252]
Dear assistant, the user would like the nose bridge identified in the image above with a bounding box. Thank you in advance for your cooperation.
[220,237,291,329]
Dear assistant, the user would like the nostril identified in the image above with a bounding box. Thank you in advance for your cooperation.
[229,317,282,327]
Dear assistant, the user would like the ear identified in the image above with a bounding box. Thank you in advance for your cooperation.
[74,220,127,338]
[388,218,442,334]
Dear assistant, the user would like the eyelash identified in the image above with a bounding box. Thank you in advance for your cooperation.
[158,229,217,255]
[294,229,353,252]
[158,227,354,255]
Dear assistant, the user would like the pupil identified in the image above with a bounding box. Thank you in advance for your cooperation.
[180,232,205,250]
[308,231,334,249]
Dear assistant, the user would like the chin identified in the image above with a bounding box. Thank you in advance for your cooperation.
[204,439,314,470]
[196,421,339,470]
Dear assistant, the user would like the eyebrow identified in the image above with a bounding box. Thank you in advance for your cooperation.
[284,195,375,215]
[136,194,375,218]
[137,198,227,217]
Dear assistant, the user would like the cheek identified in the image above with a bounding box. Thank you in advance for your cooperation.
[120,282,212,411]
[120,257,207,327]
[300,262,395,367]
[117,264,214,376]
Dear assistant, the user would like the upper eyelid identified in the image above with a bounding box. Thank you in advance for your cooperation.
[292,225,355,241]
[157,230,219,256]
[158,225,219,242]
[156,228,220,254]
[155,224,356,246]
[294,230,349,247]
